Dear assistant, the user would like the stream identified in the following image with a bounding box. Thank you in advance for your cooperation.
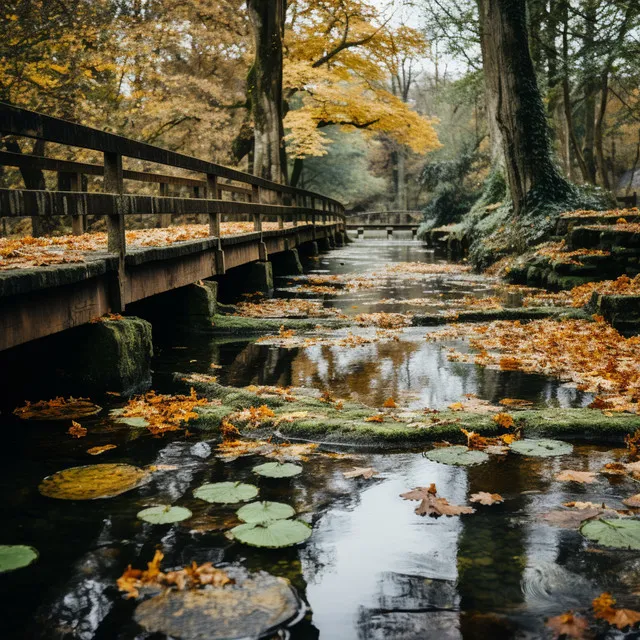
[1,232,638,639]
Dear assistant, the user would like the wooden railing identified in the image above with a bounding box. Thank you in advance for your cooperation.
[617,192,638,208]
[0,102,345,305]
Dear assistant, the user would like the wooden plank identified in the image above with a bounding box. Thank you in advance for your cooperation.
[57,171,84,234]
[0,188,327,219]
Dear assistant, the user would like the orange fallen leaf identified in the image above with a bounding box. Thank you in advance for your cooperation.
[492,413,514,429]
[365,414,385,423]
[593,592,640,630]
[383,397,397,408]
[68,420,87,438]
[87,444,117,455]
[623,494,640,508]
[546,611,590,639]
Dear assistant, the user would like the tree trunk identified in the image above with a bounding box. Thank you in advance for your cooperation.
[595,71,610,190]
[246,0,287,184]
[396,148,407,210]
[581,0,598,184]
[477,0,571,215]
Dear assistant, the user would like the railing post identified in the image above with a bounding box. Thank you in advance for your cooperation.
[104,152,126,310]
[276,189,284,229]
[58,171,84,235]
[251,185,262,232]
[207,174,221,238]
[158,182,172,228]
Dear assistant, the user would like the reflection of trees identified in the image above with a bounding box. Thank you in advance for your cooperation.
[456,459,528,635]
[356,572,462,640]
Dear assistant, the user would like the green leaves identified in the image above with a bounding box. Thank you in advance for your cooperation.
[137,505,192,524]
[194,481,259,504]
[0,545,38,573]
[580,519,640,550]
[252,462,303,478]
[236,501,296,525]
[230,519,312,548]
[424,445,489,466]
[509,438,573,458]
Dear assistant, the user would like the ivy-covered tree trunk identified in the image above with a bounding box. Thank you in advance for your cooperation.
[477,0,572,215]
[246,0,288,184]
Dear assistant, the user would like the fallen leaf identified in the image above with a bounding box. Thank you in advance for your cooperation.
[343,467,379,479]
[492,413,514,429]
[593,592,640,630]
[555,470,597,484]
[68,421,87,438]
[623,494,640,508]
[87,444,117,455]
[546,611,590,639]
[543,508,603,528]
[383,397,398,408]
[365,414,385,423]
[469,492,503,505]
[400,483,475,518]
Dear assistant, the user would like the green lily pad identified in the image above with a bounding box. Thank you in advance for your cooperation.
[117,417,149,428]
[230,519,312,548]
[425,445,489,466]
[137,505,192,524]
[252,462,303,478]
[236,501,296,524]
[580,519,640,550]
[0,545,38,573]
[193,481,258,504]
[509,438,573,458]
[39,463,148,500]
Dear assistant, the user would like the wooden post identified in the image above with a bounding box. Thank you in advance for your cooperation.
[276,189,284,229]
[159,182,172,228]
[252,184,262,232]
[104,152,126,310]
[58,171,84,235]
[207,174,221,238]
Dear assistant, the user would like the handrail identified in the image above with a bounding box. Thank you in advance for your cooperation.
[0,102,346,310]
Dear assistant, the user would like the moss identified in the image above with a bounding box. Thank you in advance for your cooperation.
[207,314,346,334]
[184,378,640,447]
[411,307,590,326]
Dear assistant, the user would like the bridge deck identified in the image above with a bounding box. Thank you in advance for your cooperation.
[0,222,340,351]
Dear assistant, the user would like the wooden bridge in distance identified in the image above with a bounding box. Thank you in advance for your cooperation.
[0,103,346,352]
[345,210,423,237]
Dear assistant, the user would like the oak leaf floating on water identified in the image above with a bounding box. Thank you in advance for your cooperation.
[543,508,604,529]
[87,444,117,455]
[555,470,598,484]
[593,592,640,630]
[400,483,475,518]
[546,611,590,639]
[67,420,87,438]
[469,492,504,506]
[343,467,379,479]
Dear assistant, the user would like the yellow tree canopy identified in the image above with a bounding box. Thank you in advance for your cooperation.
[283,0,441,158]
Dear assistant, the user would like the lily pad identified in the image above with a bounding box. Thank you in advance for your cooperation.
[580,519,640,550]
[14,398,101,421]
[424,445,489,466]
[39,463,148,500]
[0,545,38,573]
[509,438,573,458]
[230,519,312,548]
[117,417,149,428]
[236,501,296,524]
[252,462,303,478]
[134,567,302,640]
[137,505,192,524]
[194,481,258,504]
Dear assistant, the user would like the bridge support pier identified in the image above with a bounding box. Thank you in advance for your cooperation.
[0,316,153,405]
[335,231,345,247]
[271,249,303,276]
[386,226,393,239]
[245,260,274,296]
[317,237,332,251]
[298,241,319,257]
[357,227,364,238]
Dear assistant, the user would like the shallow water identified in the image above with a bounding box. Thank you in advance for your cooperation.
[1,233,638,639]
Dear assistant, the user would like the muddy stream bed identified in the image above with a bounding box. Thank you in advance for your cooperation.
[1,233,638,639]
